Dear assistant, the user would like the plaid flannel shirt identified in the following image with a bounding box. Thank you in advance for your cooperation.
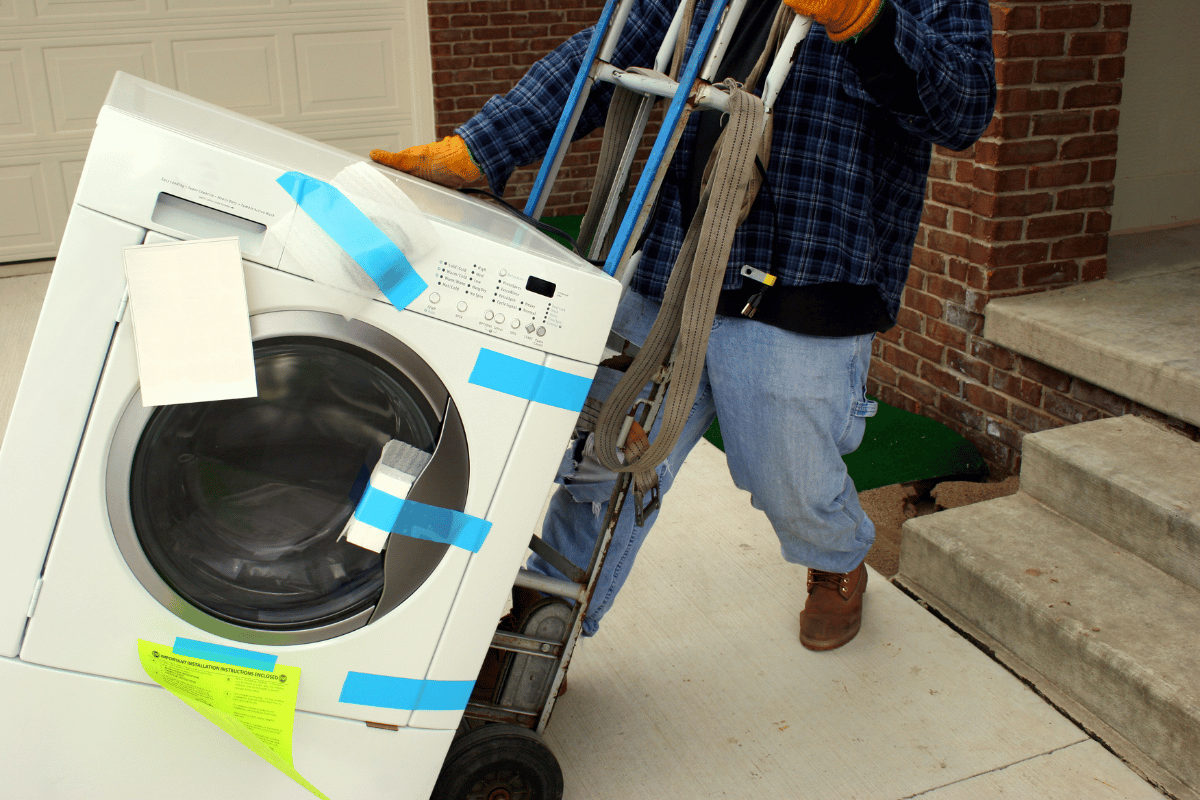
[460,0,996,326]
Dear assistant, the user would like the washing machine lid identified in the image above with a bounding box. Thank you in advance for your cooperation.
[107,311,470,645]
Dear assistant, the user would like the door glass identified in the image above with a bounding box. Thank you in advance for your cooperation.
[128,337,440,630]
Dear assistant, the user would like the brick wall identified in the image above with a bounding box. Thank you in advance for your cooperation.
[428,0,608,216]
[866,1,1160,476]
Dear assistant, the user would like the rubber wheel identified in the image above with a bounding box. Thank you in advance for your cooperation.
[431,723,564,800]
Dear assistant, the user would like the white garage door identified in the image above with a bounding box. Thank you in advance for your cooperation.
[0,0,435,263]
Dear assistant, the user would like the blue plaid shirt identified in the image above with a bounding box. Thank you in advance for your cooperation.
[460,0,995,325]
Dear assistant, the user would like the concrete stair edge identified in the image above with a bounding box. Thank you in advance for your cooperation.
[898,492,1200,794]
[1020,415,1200,592]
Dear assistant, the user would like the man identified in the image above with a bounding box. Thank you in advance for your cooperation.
[373,0,995,650]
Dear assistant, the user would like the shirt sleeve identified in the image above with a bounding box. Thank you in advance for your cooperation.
[457,0,674,194]
[847,0,996,151]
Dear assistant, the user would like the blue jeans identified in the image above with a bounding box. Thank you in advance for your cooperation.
[530,291,878,636]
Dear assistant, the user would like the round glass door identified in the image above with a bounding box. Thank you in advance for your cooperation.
[108,311,469,644]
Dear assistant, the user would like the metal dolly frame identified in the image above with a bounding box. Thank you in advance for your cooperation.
[431,2,812,796]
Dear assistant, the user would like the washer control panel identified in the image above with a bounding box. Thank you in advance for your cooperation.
[412,245,615,364]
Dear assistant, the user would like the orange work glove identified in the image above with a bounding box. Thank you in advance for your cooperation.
[784,0,885,42]
[370,135,483,188]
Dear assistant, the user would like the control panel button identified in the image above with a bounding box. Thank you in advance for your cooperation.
[429,292,441,303]
[456,301,468,313]
[536,326,546,337]
[484,310,494,321]
[495,313,505,324]
[511,319,520,329]
[525,323,535,334]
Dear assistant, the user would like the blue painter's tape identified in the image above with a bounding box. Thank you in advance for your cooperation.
[468,349,591,412]
[339,672,474,711]
[275,171,428,309]
[353,487,491,553]
[172,637,277,672]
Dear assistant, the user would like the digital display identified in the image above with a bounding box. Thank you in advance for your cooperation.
[525,275,556,298]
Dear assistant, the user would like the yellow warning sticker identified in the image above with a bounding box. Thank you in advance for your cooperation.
[137,639,329,799]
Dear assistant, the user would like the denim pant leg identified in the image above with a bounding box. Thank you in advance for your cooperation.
[528,292,717,636]
[705,316,878,573]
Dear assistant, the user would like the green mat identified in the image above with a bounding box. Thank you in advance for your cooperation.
[540,216,986,490]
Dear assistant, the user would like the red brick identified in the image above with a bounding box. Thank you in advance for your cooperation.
[1028,162,1089,187]
[1068,31,1128,57]
[972,217,1025,242]
[1082,257,1107,281]
[938,394,985,430]
[905,332,945,363]
[1071,379,1131,416]
[921,361,964,395]
[1090,158,1117,182]
[1031,111,1090,136]
[882,343,919,374]
[972,339,1016,371]
[877,385,922,416]
[1004,32,1067,58]
[1098,56,1125,83]
[993,89,1061,114]
[898,374,939,407]
[1051,234,1107,260]
[945,303,985,333]
[931,180,974,209]
[983,266,1021,291]
[907,288,945,319]
[996,61,1036,86]
[1064,84,1122,108]
[1036,58,1094,83]
[921,204,949,229]
[911,246,946,273]
[1018,358,1071,392]
[992,370,1042,406]
[869,361,898,388]
[1043,390,1106,424]
[991,241,1049,267]
[972,166,1027,193]
[1041,4,1101,29]
[951,211,973,235]
[948,350,992,385]
[1010,402,1061,434]
[1057,185,1113,209]
[1086,210,1112,234]
[955,161,976,184]
[1026,212,1085,239]
[926,274,967,304]
[984,415,1027,451]
[1092,108,1120,132]
[926,229,971,257]
[964,383,1009,416]
[927,318,969,350]
[993,5,1038,31]
[948,259,970,283]
[1104,4,1132,28]
[1023,261,1079,286]
[1061,133,1119,160]
[979,191,1052,218]
[897,306,923,332]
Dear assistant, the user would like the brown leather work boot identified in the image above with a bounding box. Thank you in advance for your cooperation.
[800,562,867,651]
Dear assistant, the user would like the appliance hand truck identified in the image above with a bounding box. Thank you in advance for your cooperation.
[430,2,811,797]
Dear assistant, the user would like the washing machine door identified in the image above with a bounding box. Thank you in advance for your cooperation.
[107,310,469,646]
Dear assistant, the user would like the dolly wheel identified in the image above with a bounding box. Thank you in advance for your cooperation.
[431,723,563,800]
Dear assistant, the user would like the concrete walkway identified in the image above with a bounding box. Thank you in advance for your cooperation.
[0,270,1168,799]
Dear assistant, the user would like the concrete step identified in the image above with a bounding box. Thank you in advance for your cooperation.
[1021,415,1200,592]
[898,491,1200,796]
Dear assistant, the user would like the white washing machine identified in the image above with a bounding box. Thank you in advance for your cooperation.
[0,73,620,798]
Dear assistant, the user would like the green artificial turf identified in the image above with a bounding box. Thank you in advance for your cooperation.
[540,216,986,490]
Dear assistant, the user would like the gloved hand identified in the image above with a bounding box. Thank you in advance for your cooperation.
[370,135,483,188]
[783,0,884,42]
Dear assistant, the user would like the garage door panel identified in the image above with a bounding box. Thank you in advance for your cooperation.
[172,36,283,117]
[0,50,37,136]
[44,42,158,131]
[0,2,434,262]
